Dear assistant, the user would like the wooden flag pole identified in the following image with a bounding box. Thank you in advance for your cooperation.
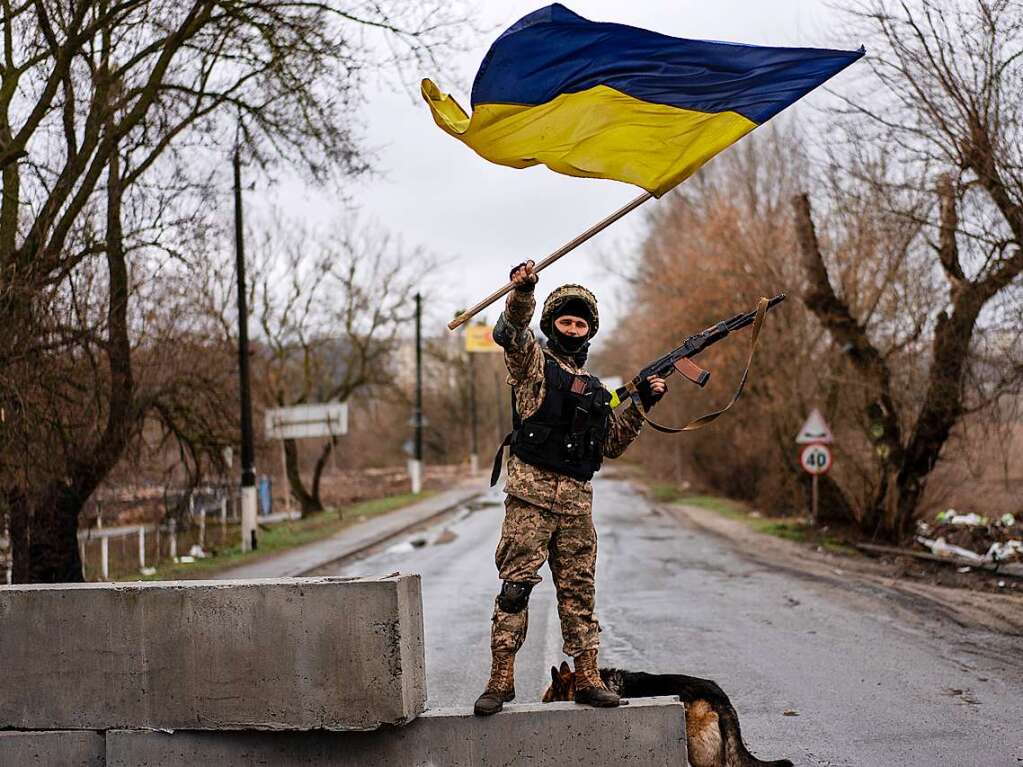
[448,190,653,330]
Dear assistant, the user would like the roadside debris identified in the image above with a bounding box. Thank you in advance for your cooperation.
[433,529,458,545]
[916,537,987,564]
[384,537,429,555]
[935,510,986,527]
[855,540,1023,580]
[912,508,1023,571]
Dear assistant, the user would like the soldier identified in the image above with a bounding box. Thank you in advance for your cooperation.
[474,259,666,716]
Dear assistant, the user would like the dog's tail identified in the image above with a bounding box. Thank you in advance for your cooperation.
[718,705,793,767]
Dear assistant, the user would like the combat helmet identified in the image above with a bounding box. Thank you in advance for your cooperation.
[540,284,599,339]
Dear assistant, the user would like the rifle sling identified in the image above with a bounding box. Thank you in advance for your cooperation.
[628,296,769,434]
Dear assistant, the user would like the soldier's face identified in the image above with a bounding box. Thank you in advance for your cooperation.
[555,315,589,337]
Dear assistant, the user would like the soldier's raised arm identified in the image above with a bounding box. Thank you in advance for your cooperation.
[492,260,544,388]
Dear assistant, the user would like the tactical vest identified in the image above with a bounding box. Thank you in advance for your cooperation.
[491,352,612,485]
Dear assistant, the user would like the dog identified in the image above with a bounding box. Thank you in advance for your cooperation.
[542,662,793,767]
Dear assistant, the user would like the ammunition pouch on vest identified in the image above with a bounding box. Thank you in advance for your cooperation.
[491,354,612,486]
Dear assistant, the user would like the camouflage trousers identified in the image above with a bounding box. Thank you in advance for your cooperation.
[491,496,600,658]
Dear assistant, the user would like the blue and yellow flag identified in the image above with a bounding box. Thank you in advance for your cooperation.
[423,5,863,197]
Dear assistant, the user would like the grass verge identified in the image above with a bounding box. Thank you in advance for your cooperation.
[138,491,434,581]
[651,486,858,556]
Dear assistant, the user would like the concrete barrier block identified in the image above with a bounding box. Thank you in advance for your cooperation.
[105,697,687,766]
[0,731,104,766]
[0,575,424,731]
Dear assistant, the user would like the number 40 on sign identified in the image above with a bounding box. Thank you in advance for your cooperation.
[800,443,832,475]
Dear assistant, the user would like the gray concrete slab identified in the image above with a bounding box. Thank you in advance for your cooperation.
[0,730,104,766]
[217,480,484,579]
[105,697,686,766]
[0,575,425,731]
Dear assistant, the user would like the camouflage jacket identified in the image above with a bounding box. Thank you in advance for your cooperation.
[494,287,644,515]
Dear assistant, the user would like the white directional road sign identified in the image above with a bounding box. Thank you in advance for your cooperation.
[265,403,348,440]
[800,443,832,475]
[796,408,834,444]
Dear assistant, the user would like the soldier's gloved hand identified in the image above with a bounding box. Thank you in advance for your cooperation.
[509,260,538,292]
[636,375,667,411]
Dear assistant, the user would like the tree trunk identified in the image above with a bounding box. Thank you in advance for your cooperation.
[11,483,85,583]
[310,438,335,511]
[793,193,917,542]
[886,296,984,540]
[6,487,31,583]
[283,439,324,515]
[10,80,139,583]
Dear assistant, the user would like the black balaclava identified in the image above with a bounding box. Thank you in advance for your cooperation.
[547,297,593,366]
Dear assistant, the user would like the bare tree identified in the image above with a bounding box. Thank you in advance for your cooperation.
[0,1,467,581]
[245,216,430,514]
[592,125,857,517]
[793,0,1023,540]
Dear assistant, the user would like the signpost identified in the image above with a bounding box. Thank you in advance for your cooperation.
[265,403,349,515]
[796,409,834,525]
[264,403,349,440]
[795,408,833,445]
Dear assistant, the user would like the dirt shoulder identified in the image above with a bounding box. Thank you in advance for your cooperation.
[654,495,1023,637]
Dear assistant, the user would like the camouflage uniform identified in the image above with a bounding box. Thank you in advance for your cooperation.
[490,286,645,657]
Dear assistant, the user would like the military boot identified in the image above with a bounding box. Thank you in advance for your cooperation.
[572,649,620,707]
[473,652,516,716]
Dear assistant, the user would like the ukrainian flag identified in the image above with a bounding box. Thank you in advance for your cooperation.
[423,4,863,197]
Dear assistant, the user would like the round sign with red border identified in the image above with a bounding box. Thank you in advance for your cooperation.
[800,443,832,475]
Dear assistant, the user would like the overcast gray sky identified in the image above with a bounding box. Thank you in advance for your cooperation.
[254,1,853,336]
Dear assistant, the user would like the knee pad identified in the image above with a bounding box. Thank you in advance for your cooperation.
[497,581,534,614]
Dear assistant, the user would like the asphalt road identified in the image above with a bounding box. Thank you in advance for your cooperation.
[318,477,1023,767]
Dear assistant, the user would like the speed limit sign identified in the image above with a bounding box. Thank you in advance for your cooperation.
[800,443,832,475]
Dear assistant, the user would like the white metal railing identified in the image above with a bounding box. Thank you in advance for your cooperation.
[3,482,299,582]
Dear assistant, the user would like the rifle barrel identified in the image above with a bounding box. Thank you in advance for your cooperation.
[725,293,786,332]
[617,293,787,408]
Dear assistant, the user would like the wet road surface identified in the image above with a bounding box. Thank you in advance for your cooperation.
[320,477,1023,767]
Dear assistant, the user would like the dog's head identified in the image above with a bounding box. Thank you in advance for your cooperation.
[541,661,576,702]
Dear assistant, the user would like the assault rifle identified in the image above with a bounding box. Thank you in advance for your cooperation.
[609,294,786,428]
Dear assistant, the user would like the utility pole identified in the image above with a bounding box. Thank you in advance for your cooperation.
[409,293,424,494]
[468,350,479,474]
[234,148,258,551]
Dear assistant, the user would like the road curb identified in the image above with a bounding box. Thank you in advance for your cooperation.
[215,479,489,579]
[295,486,488,575]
